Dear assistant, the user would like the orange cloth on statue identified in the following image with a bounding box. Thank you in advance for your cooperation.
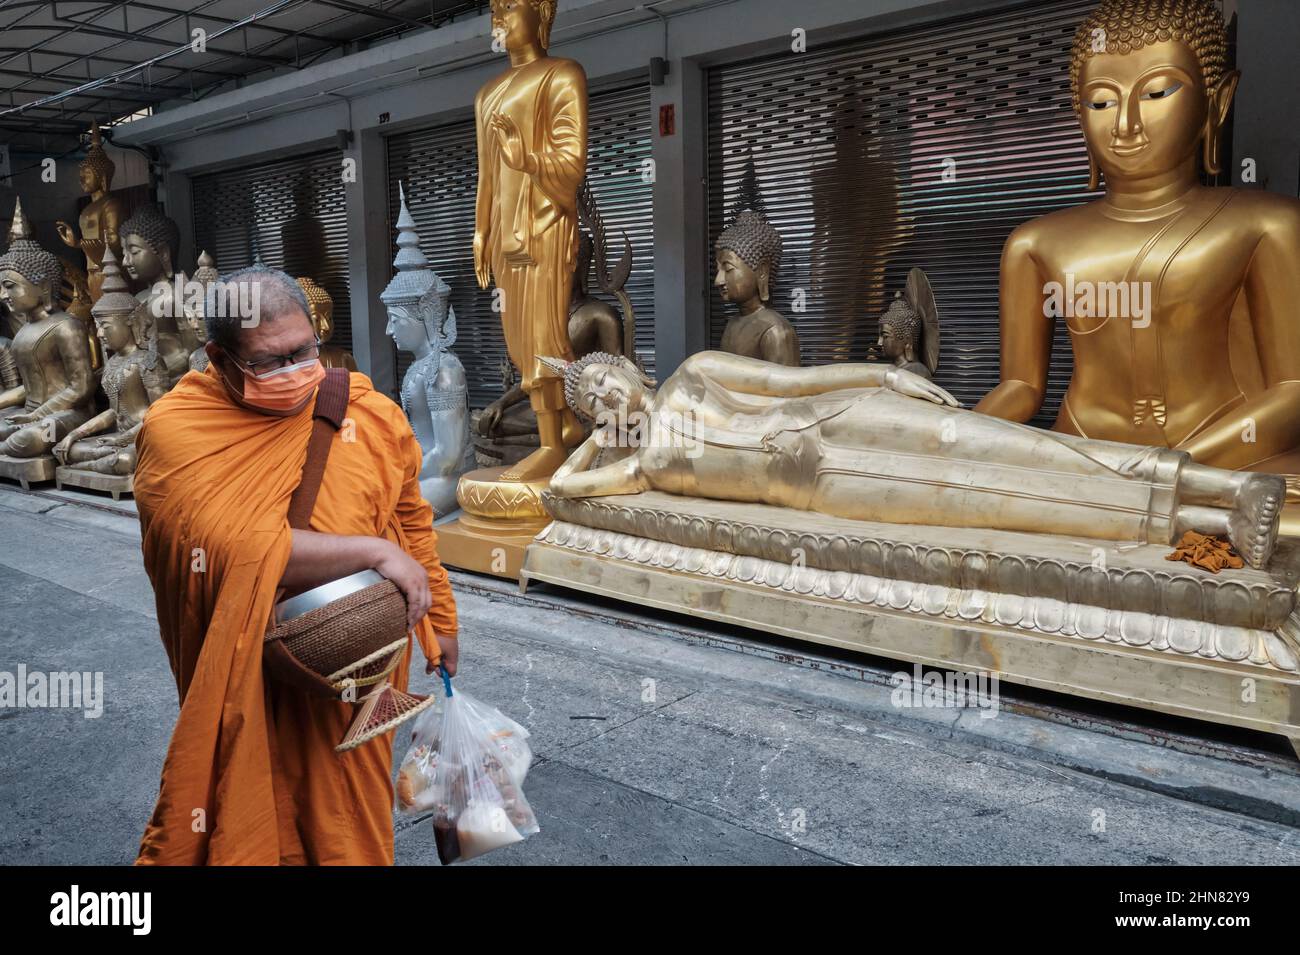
[132,364,458,865]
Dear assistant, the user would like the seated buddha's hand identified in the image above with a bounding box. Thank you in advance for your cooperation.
[52,436,72,464]
[477,400,503,436]
[887,369,960,407]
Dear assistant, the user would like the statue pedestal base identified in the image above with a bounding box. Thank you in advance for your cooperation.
[55,466,133,500]
[524,492,1300,757]
[437,467,549,578]
[0,454,55,490]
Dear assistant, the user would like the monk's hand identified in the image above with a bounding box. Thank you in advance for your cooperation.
[490,114,525,171]
[427,634,458,677]
[371,539,433,633]
[886,368,960,407]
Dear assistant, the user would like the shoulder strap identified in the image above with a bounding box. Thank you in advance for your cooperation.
[286,367,350,530]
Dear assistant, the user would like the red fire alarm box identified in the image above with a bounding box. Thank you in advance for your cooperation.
[659,104,676,137]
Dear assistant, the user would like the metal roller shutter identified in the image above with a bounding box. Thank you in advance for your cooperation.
[706,0,1104,424]
[385,82,655,410]
[191,149,352,353]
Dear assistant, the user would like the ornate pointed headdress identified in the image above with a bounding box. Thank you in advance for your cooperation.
[381,183,454,347]
[193,250,219,288]
[717,159,782,278]
[0,198,63,301]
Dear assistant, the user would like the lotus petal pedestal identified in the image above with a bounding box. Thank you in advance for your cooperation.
[434,467,550,579]
[524,491,1300,757]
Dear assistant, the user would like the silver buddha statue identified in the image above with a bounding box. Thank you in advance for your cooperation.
[381,185,473,516]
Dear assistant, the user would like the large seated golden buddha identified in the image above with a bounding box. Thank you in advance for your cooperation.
[975,0,1300,487]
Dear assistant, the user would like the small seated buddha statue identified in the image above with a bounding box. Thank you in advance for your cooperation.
[878,268,941,381]
[186,250,219,372]
[53,249,168,490]
[381,186,472,516]
[715,209,800,366]
[975,0,1300,494]
[119,203,190,385]
[296,276,357,371]
[0,199,97,484]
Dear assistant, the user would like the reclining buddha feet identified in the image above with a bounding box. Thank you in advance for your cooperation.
[1231,473,1285,570]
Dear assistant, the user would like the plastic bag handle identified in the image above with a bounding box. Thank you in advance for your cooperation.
[438,666,454,698]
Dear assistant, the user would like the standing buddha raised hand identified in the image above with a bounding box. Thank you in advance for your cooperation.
[975,0,1300,482]
[473,0,587,483]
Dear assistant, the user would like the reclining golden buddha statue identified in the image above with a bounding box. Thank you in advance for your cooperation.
[540,351,1285,570]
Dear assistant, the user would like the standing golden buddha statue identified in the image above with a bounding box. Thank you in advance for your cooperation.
[0,199,97,488]
[975,0,1300,521]
[54,249,169,498]
[472,0,587,482]
[440,0,588,577]
[55,125,128,303]
[296,276,357,371]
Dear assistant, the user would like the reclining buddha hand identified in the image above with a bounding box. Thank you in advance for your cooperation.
[885,367,960,407]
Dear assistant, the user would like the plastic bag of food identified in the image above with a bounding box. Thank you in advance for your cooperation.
[395,670,538,864]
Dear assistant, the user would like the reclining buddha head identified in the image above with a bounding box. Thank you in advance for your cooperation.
[539,352,655,422]
[1070,0,1237,190]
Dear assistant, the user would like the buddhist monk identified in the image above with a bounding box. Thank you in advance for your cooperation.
[133,265,459,865]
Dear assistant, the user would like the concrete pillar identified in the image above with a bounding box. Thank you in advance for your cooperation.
[650,57,708,380]
[1231,0,1300,197]
[344,127,398,396]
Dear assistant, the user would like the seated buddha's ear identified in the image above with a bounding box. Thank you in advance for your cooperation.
[756,262,772,304]
[1204,69,1241,176]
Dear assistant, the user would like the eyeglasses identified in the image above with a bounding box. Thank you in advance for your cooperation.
[230,337,321,378]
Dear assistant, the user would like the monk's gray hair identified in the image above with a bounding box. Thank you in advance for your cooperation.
[205,264,312,351]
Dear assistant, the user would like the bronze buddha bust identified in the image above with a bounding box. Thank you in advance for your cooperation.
[715,209,800,367]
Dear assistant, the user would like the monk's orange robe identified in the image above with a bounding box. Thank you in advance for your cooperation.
[132,365,458,865]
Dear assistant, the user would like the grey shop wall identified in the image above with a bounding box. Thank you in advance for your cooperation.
[191,149,353,353]
[385,82,656,410]
[707,0,1101,425]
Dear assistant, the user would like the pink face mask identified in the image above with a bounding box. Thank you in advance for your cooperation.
[227,358,326,414]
